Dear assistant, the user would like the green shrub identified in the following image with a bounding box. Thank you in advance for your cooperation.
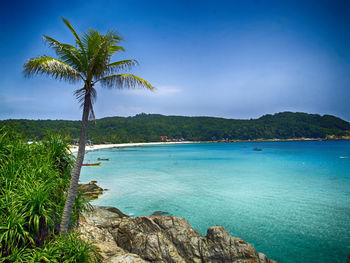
[29,233,102,263]
[0,128,99,262]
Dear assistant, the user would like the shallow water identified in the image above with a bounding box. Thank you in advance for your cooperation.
[81,141,350,263]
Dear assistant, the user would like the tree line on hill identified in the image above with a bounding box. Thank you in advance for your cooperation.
[1,112,350,144]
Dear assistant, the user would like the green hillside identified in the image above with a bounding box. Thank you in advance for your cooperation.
[1,112,350,143]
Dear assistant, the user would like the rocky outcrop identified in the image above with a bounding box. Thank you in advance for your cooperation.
[77,206,277,263]
[78,180,104,199]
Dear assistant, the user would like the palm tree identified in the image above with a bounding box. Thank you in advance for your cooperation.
[23,18,154,233]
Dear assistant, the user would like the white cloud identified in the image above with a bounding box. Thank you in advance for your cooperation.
[3,95,35,103]
[154,86,182,95]
[115,85,182,97]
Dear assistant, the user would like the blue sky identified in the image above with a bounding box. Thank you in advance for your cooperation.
[0,0,349,121]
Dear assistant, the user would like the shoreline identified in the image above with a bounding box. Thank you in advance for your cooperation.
[70,137,350,153]
[69,141,194,153]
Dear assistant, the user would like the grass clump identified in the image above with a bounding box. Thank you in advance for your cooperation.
[0,128,101,262]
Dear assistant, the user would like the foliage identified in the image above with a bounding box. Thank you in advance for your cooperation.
[29,233,101,263]
[24,17,153,234]
[1,112,349,144]
[0,128,99,262]
[23,17,153,124]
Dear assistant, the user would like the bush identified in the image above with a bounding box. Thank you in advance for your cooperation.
[30,233,102,263]
[0,128,100,262]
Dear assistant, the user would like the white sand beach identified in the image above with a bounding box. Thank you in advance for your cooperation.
[69,141,194,154]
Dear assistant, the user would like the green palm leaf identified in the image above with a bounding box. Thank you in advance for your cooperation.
[98,73,154,90]
[106,59,138,74]
[23,56,82,83]
[43,35,86,74]
[61,17,86,54]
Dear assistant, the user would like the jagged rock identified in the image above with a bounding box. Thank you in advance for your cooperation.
[78,181,104,199]
[203,226,259,262]
[100,206,129,218]
[77,206,277,263]
[257,252,269,263]
[257,252,277,263]
[80,206,128,228]
[105,253,149,263]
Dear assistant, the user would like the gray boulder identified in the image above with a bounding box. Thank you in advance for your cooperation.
[77,206,277,263]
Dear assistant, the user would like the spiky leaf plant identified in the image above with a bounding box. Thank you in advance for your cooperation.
[0,128,97,262]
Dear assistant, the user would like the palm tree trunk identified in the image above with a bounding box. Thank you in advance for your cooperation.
[60,92,90,234]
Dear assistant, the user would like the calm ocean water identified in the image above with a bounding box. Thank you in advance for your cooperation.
[81,141,350,263]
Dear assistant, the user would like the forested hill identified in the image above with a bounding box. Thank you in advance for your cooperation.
[1,112,350,143]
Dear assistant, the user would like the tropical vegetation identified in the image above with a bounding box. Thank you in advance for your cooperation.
[23,18,153,233]
[0,128,101,262]
[2,112,350,144]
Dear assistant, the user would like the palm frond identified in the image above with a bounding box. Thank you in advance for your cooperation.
[23,56,83,83]
[107,45,125,57]
[98,74,154,90]
[90,40,109,79]
[105,60,138,75]
[74,87,97,109]
[43,35,86,74]
[105,31,125,57]
[81,29,127,80]
[74,87,97,124]
[105,30,124,43]
[61,17,86,54]
[81,30,103,61]
[73,87,85,107]
[81,30,107,79]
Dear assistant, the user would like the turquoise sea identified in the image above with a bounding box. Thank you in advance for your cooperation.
[80,141,350,263]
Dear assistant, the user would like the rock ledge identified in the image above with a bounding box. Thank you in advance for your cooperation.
[77,206,277,263]
[78,181,104,199]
